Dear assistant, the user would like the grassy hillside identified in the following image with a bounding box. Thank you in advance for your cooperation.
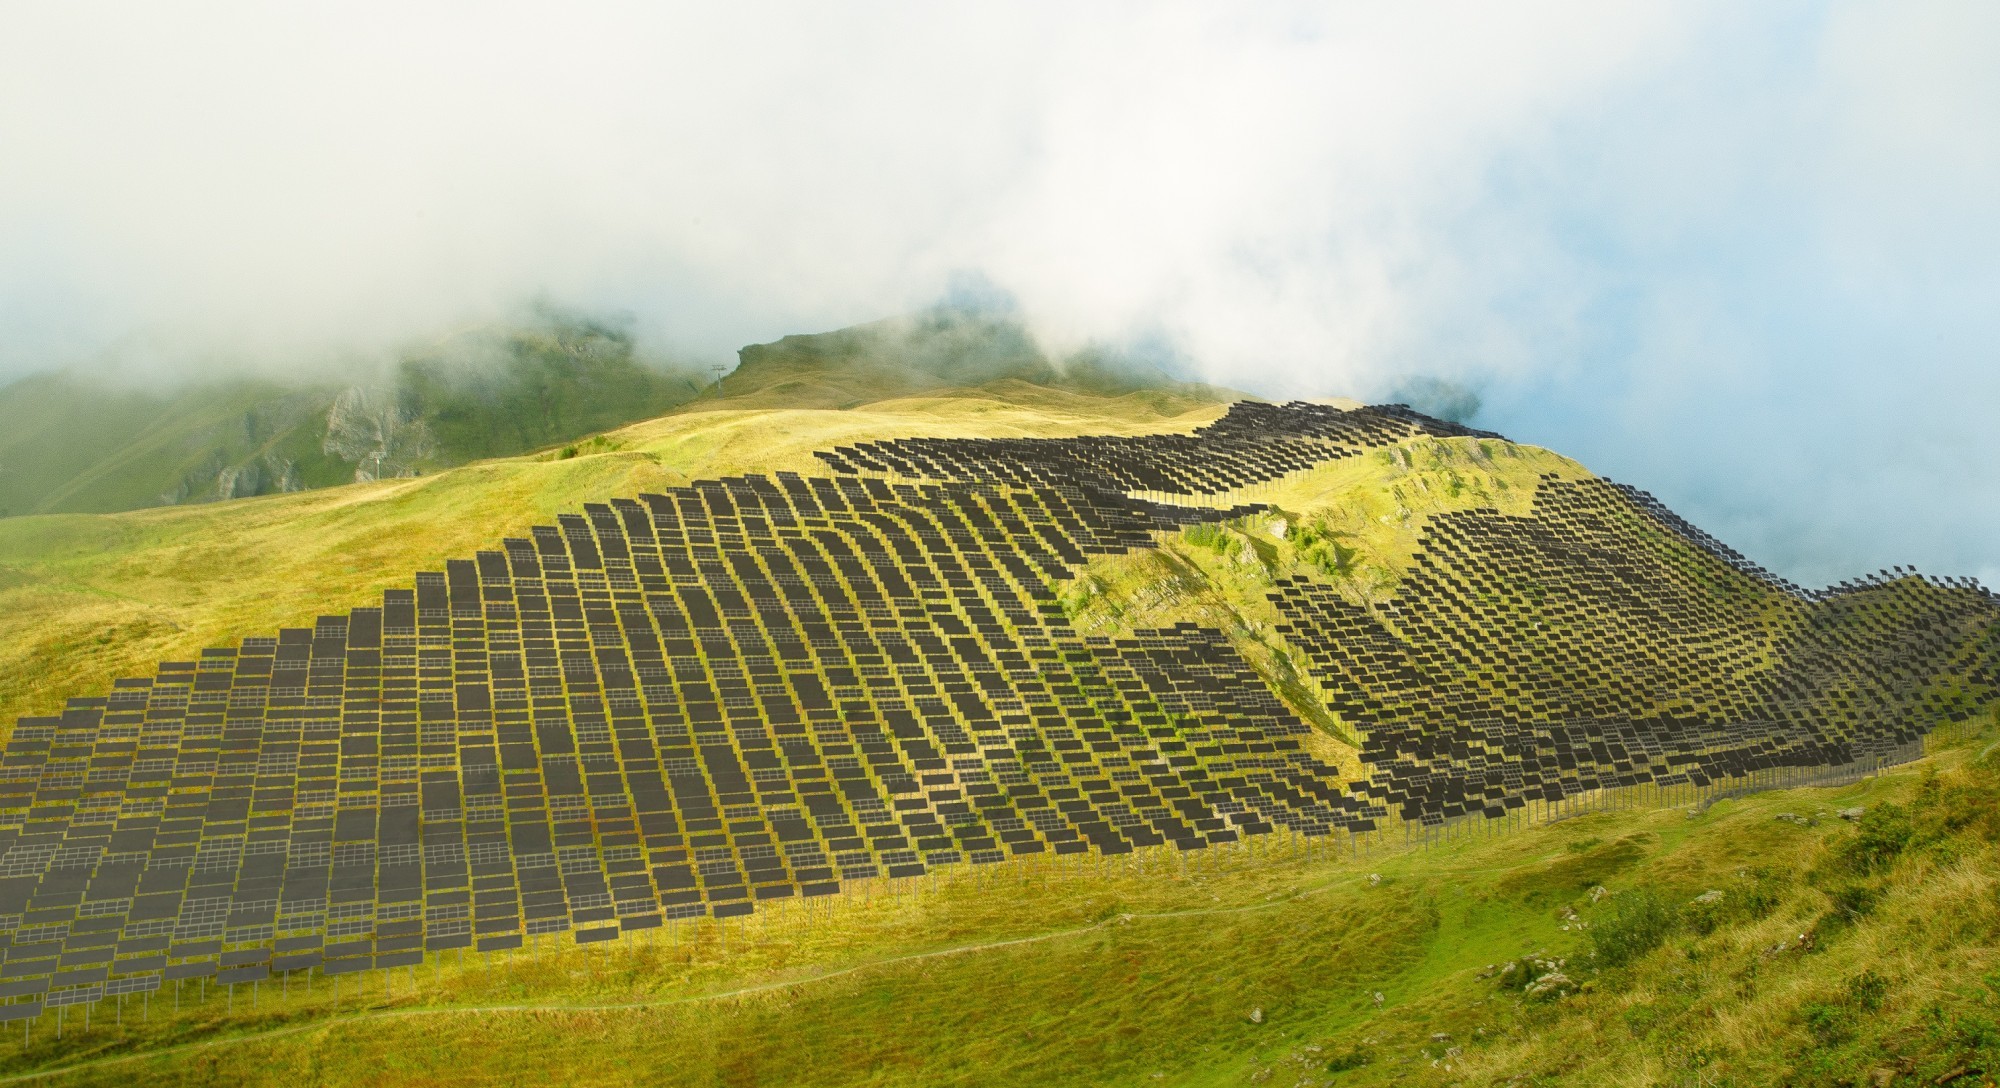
[0,312,706,519]
[0,304,1222,520]
[0,382,1234,740]
[0,350,1992,1086]
[0,374,352,518]
[1057,436,1588,753]
[4,717,1997,1086]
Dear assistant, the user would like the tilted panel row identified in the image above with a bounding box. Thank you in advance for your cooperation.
[817,402,1495,496]
[1271,477,2000,824]
[0,403,1990,1026]
[0,463,1368,1020]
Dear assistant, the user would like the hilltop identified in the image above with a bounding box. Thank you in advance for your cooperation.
[0,325,1992,1087]
[713,306,1241,411]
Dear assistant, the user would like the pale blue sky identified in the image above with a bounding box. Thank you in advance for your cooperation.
[1460,4,2000,585]
[0,2,1993,585]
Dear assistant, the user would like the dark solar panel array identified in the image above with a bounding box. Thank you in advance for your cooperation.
[816,401,1498,496]
[1272,475,2000,825]
[1606,482,1817,600]
[0,468,1373,1019]
[1609,480,1990,607]
[0,403,1989,1025]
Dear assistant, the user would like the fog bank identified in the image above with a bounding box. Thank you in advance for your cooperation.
[1,2,1995,583]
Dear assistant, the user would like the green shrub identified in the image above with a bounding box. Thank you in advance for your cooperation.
[1847,969,1888,1013]
[1683,875,1782,938]
[1836,802,1915,874]
[1828,767,2000,880]
[1828,882,1880,923]
[1735,883,1782,922]
[1622,1003,1659,1038]
[1324,1047,1372,1073]
[1809,881,1880,947]
[1589,889,1679,968]
[1291,519,1356,577]
[1801,1001,1853,1045]
[1184,523,1231,553]
[1685,895,1725,937]
[1797,970,1890,1050]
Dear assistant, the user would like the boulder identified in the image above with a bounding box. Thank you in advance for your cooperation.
[1525,971,1575,999]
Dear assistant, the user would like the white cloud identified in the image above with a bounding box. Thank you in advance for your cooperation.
[0,1,1689,377]
[0,1,1995,582]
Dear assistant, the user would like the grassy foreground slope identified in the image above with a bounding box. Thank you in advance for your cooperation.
[3,717,1996,1087]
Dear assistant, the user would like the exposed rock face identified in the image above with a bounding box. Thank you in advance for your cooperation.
[148,398,322,506]
[324,386,436,481]
[157,450,227,506]
[159,451,304,506]
[213,453,303,500]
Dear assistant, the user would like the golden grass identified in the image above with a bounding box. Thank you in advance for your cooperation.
[0,387,1227,734]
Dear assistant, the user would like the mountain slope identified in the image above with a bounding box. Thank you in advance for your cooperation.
[0,305,1221,519]
[0,351,1992,1085]
[5,721,2000,1088]
[0,380,1230,733]
[0,374,351,517]
[0,313,707,518]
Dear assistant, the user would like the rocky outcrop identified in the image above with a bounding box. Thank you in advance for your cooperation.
[212,453,303,499]
[324,386,436,481]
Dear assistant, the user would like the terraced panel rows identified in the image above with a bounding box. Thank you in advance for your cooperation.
[817,401,1496,496]
[0,400,1991,1028]
[1272,476,2000,824]
[0,465,1367,1020]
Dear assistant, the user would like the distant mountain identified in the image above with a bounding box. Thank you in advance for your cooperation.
[718,305,1235,409]
[0,312,707,517]
[0,373,344,517]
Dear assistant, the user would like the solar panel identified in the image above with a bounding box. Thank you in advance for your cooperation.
[0,404,1985,1022]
